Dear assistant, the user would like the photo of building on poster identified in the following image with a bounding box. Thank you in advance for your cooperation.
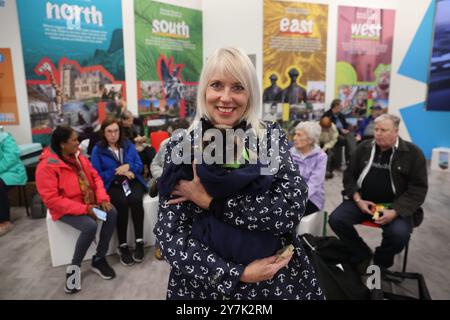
[427,0,450,111]
[335,6,395,124]
[135,0,202,133]
[16,0,126,145]
[263,0,328,132]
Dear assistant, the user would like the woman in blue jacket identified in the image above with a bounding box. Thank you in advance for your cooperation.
[91,118,148,265]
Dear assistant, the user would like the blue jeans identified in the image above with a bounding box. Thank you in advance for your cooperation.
[328,200,412,268]
[60,207,117,266]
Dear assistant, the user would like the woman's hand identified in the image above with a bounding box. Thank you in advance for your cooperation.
[100,201,113,212]
[167,161,213,209]
[123,171,135,180]
[240,253,294,283]
[116,164,130,175]
[87,205,98,221]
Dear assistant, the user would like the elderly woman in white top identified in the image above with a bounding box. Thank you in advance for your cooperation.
[290,121,327,216]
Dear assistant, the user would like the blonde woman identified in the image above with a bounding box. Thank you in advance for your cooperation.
[155,47,324,300]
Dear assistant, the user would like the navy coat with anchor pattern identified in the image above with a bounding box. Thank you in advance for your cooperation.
[154,122,325,300]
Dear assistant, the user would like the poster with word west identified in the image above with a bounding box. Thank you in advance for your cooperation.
[17,0,126,145]
[335,6,395,121]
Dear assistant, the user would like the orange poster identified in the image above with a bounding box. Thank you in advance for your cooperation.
[0,48,19,125]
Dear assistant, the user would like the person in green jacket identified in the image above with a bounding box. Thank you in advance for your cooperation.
[0,129,27,236]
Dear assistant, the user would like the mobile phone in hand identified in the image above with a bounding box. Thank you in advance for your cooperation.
[93,208,107,221]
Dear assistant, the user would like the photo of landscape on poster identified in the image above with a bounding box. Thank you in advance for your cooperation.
[335,6,395,123]
[135,0,202,133]
[16,0,126,145]
[263,0,328,130]
[427,0,450,111]
[0,48,20,125]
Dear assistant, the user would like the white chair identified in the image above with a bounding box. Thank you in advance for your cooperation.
[46,195,159,267]
[296,210,326,237]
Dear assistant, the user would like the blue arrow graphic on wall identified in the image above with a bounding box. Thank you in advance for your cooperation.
[397,0,450,159]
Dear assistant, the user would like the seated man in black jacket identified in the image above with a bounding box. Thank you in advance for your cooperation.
[328,113,428,273]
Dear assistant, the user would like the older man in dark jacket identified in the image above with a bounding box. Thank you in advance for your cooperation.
[329,114,428,272]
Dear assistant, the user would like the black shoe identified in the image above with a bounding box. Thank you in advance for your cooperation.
[91,256,116,280]
[117,245,135,266]
[64,265,81,294]
[133,240,144,263]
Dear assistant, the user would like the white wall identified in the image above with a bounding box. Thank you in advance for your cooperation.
[0,0,32,144]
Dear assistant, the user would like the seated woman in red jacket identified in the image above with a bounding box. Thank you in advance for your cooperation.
[36,126,117,294]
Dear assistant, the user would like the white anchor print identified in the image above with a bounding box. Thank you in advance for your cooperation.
[274,287,282,296]
[235,217,244,225]
[224,281,232,289]
[286,284,294,294]
[193,252,201,261]
[256,195,265,203]
[185,265,194,273]
[230,268,240,276]
[180,251,188,261]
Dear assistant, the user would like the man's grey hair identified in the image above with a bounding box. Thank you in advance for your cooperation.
[295,121,322,146]
[374,113,401,128]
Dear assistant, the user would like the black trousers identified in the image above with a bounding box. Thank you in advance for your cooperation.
[0,179,11,223]
[108,179,145,245]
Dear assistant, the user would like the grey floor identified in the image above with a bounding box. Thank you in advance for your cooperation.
[1,168,449,300]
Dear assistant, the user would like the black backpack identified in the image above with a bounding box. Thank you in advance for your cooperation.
[301,233,371,300]
[30,193,47,219]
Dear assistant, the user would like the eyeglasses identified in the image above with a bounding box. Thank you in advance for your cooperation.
[105,129,120,134]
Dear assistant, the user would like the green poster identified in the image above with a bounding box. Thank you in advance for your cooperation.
[135,0,202,122]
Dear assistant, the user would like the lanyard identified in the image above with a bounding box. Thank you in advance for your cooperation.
[109,147,123,164]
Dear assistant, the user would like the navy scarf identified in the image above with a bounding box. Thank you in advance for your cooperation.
[159,118,282,265]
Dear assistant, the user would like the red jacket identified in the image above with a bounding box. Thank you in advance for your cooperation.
[36,147,110,221]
